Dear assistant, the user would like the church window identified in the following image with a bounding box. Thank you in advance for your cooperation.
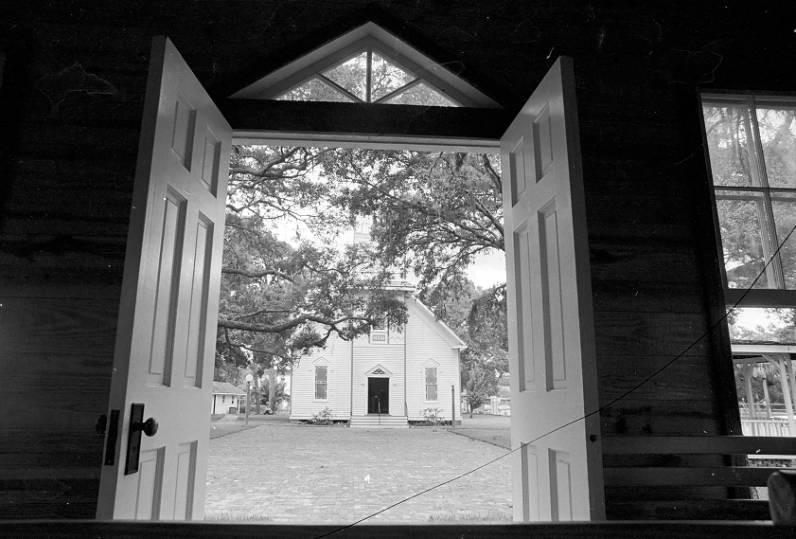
[315,365,328,400]
[425,367,438,401]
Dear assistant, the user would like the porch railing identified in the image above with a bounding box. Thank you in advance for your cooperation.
[741,417,792,437]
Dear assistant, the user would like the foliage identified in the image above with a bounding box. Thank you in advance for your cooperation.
[422,407,444,425]
[462,363,496,418]
[215,146,408,381]
[310,406,334,425]
[216,145,508,392]
[214,362,246,386]
[261,376,289,411]
[734,359,792,410]
[727,307,796,344]
[702,104,796,290]
[320,149,509,390]
[322,149,504,299]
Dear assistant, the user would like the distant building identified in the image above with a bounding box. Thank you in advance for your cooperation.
[290,291,466,427]
[210,382,245,414]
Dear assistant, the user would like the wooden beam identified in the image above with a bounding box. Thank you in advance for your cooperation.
[602,435,796,455]
[604,466,778,487]
[606,500,770,521]
[0,521,792,538]
[220,99,510,144]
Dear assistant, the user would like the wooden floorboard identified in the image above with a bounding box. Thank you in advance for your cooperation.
[0,521,792,538]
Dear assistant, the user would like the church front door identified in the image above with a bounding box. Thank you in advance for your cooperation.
[367,377,389,414]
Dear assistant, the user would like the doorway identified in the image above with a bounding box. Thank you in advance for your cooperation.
[368,377,389,414]
[102,39,594,522]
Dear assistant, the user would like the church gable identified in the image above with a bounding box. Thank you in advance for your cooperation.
[406,297,467,350]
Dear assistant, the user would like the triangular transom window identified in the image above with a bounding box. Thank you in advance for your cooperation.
[231,22,499,108]
[278,49,456,106]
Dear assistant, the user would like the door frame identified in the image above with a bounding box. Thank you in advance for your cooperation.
[367,376,390,415]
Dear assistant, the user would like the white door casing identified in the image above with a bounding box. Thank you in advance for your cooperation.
[97,36,231,520]
[501,57,604,521]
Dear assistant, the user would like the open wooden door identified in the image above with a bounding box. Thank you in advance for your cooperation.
[501,57,604,521]
[97,36,231,520]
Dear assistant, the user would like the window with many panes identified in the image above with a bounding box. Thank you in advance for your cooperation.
[702,95,796,437]
[702,97,796,295]
[425,367,437,401]
[315,365,328,400]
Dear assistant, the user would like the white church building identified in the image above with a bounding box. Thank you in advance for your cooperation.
[290,289,466,427]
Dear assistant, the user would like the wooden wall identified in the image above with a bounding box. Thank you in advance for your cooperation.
[1,0,794,520]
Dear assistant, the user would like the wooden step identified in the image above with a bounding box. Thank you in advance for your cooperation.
[349,415,408,428]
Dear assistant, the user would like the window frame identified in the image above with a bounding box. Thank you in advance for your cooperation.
[314,365,328,400]
[702,93,796,309]
[230,22,500,107]
[424,366,438,402]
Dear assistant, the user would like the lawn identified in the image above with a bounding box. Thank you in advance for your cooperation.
[204,415,512,524]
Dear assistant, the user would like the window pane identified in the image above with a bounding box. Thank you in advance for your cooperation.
[425,367,437,400]
[772,198,796,288]
[322,52,368,101]
[757,107,796,188]
[384,81,457,107]
[702,104,761,186]
[315,366,327,399]
[277,78,354,103]
[728,307,796,343]
[716,196,772,288]
[370,53,414,101]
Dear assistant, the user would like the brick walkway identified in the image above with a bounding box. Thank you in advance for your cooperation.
[204,418,512,523]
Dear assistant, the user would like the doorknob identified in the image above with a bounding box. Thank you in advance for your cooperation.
[124,403,158,475]
[134,417,159,437]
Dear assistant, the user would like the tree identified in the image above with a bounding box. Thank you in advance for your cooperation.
[321,148,509,376]
[462,361,496,417]
[703,104,796,290]
[216,145,508,389]
[322,149,504,302]
[215,146,407,381]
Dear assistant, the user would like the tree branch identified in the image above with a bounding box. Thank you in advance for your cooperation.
[217,314,374,334]
[222,267,294,282]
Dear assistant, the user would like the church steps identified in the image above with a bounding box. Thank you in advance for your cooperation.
[349,415,408,428]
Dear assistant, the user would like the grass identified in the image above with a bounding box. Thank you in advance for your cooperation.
[427,509,511,522]
[204,511,272,522]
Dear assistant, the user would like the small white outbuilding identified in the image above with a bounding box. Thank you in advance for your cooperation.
[210,381,246,415]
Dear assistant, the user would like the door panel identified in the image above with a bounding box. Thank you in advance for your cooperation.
[502,57,604,521]
[97,36,231,520]
[134,448,163,520]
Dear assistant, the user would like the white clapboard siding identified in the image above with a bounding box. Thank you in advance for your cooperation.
[289,337,352,420]
[404,297,463,421]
